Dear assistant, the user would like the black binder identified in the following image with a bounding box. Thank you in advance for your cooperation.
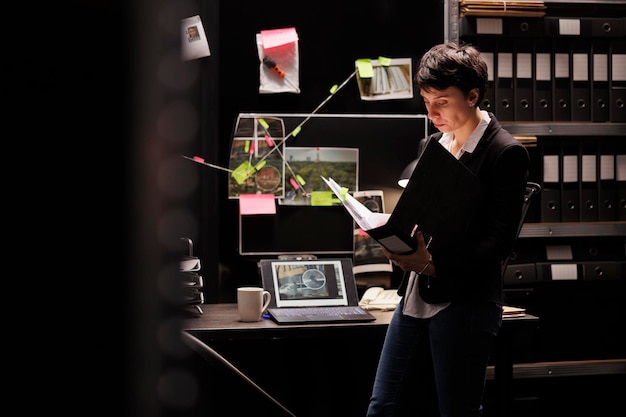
[616,140,626,221]
[464,16,546,38]
[514,38,534,121]
[477,37,497,113]
[540,139,561,223]
[598,138,618,221]
[591,39,611,122]
[366,137,484,254]
[545,17,625,38]
[495,41,515,121]
[571,39,591,122]
[610,38,626,122]
[552,38,572,121]
[560,139,580,222]
[533,38,553,121]
[579,137,599,222]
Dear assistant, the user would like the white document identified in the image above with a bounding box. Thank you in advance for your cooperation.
[321,176,390,231]
[181,15,211,61]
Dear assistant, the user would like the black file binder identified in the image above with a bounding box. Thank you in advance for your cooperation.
[545,17,625,38]
[571,39,591,121]
[591,39,611,122]
[616,140,626,221]
[579,137,599,222]
[477,37,497,113]
[506,18,545,37]
[540,139,561,223]
[365,137,484,254]
[598,138,618,221]
[560,139,580,222]
[460,16,545,38]
[590,17,625,37]
[610,38,626,122]
[496,41,515,121]
[514,38,534,121]
[552,38,572,121]
[533,38,553,121]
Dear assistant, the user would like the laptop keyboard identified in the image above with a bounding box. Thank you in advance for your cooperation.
[273,306,366,317]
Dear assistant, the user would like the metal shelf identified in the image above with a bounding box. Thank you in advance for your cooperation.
[447,0,626,42]
[500,122,626,136]
[519,222,626,238]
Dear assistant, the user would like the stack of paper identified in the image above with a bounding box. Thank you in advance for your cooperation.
[459,0,546,17]
[502,305,526,317]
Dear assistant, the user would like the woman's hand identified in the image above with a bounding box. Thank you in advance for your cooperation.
[382,231,434,274]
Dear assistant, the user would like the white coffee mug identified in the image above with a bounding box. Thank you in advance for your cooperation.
[237,287,271,322]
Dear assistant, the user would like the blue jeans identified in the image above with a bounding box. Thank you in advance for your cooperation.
[366,300,503,417]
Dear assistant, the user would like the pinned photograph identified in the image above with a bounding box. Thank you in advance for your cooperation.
[181,15,211,61]
[356,57,413,101]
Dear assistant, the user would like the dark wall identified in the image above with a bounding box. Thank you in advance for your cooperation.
[194,0,445,302]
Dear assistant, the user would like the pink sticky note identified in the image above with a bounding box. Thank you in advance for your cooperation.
[239,194,277,215]
[260,27,298,49]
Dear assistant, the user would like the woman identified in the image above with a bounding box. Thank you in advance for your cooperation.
[366,42,529,417]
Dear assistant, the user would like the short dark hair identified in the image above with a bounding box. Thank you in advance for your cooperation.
[415,42,488,106]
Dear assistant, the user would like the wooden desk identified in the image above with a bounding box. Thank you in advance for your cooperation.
[184,304,538,417]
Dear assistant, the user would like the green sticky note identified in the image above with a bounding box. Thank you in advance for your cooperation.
[255,160,267,170]
[330,84,338,94]
[296,174,306,185]
[378,56,392,66]
[340,187,348,197]
[310,191,334,206]
[258,118,269,129]
[356,59,373,78]
[232,161,254,184]
[291,126,301,137]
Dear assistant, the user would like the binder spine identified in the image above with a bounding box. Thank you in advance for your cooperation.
[477,37,497,113]
[610,38,626,122]
[571,39,592,122]
[591,39,611,122]
[514,38,534,121]
[598,138,618,221]
[560,139,580,222]
[552,38,572,121]
[540,139,561,223]
[496,42,515,121]
[579,138,599,222]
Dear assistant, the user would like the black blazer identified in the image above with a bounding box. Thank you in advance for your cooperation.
[411,113,529,305]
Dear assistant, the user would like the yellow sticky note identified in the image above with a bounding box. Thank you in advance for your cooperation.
[296,174,306,185]
[340,187,349,197]
[258,118,269,129]
[310,191,334,206]
[330,84,338,94]
[232,161,254,184]
[291,126,301,137]
[356,59,373,78]
[378,56,392,66]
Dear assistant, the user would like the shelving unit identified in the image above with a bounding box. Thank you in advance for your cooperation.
[446,0,626,240]
[445,3,626,390]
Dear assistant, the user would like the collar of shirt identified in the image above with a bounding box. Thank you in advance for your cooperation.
[439,110,491,156]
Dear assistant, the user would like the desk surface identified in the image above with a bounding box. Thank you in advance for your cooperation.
[184,304,539,417]
[183,303,538,336]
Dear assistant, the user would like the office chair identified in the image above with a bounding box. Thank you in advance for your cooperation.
[502,181,542,275]
[181,331,297,417]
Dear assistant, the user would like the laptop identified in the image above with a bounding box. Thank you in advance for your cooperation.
[259,258,377,324]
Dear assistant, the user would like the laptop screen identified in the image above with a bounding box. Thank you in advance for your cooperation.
[261,259,352,307]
